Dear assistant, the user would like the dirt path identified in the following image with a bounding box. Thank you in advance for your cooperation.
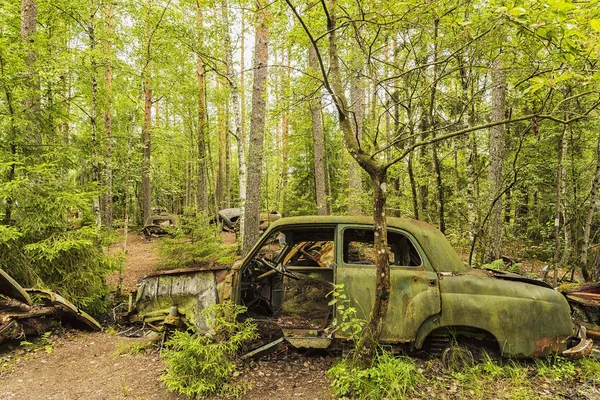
[1,332,178,400]
[1,231,334,400]
[105,231,161,293]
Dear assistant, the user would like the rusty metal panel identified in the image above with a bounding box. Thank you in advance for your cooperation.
[431,273,574,357]
[336,265,441,342]
[133,269,218,330]
[0,268,31,306]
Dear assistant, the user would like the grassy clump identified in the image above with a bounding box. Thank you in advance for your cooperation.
[161,302,258,399]
[156,212,236,270]
[329,351,422,399]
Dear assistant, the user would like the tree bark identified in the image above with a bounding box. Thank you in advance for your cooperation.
[554,124,566,287]
[581,133,600,281]
[242,0,269,255]
[485,58,506,263]
[238,6,248,238]
[89,7,101,227]
[277,47,290,212]
[348,75,365,215]
[1,54,18,225]
[196,3,208,212]
[141,0,153,223]
[308,44,327,215]
[21,0,41,145]
[429,18,445,233]
[216,76,225,210]
[102,2,114,227]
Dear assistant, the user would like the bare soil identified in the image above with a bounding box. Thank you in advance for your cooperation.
[105,230,161,293]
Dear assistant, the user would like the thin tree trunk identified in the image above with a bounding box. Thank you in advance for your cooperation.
[21,0,41,145]
[141,0,153,223]
[90,8,101,227]
[102,2,114,227]
[323,0,390,366]
[581,134,600,281]
[216,76,225,210]
[1,54,18,225]
[429,18,445,232]
[196,3,208,212]
[242,0,269,255]
[238,6,248,237]
[220,0,240,211]
[277,47,290,212]
[348,74,365,215]
[225,99,231,208]
[554,125,566,287]
[308,43,327,215]
[408,152,419,219]
[486,58,506,262]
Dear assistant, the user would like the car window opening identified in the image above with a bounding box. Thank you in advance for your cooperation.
[241,227,335,331]
[343,228,422,267]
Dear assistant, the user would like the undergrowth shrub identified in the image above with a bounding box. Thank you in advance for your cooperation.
[0,163,119,314]
[328,283,366,345]
[161,302,258,399]
[157,212,236,270]
[329,350,422,399]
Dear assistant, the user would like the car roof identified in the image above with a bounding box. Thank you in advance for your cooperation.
[262,215,468,273]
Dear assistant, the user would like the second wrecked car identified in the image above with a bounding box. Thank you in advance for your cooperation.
[123,216,592,358]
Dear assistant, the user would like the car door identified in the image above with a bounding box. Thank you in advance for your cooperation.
[334,224,441,342]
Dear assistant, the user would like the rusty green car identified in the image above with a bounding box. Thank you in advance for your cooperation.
[124,216,592,358]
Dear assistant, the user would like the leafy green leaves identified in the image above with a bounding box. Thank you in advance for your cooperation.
[161,302,258,399]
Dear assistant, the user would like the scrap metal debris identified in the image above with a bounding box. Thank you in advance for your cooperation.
[142,214,176,239]
[0,268,101,344]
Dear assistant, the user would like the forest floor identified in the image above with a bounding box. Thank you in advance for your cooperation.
[0,230,332,400]
[2,231,600,399]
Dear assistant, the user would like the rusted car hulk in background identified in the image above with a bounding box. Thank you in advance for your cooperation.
[123,216,592,358]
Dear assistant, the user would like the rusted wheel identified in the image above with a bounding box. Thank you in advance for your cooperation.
[441,344,474,370]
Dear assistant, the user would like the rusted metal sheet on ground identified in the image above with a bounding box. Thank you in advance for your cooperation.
[25,289,101,331]
[0,268,101,344]
[0,268,32,306]
[125,268,222,330]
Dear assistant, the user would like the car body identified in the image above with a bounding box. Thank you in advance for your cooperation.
[214,208,281,232]
[142,214,176,238]
[124,216,592,358]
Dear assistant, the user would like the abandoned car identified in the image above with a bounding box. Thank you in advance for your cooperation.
[214,208,281,233]
[122,216,592,359]
[142,214,176,238]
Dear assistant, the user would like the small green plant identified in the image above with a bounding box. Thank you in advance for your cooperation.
[161,302,258,399]
[115,340,153,356]
[579,357,600,381]
[328,283,366,344]
[329,350,422,399]
[157,212,236,270]
[534,356,576,380]
[20,331,54,354]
